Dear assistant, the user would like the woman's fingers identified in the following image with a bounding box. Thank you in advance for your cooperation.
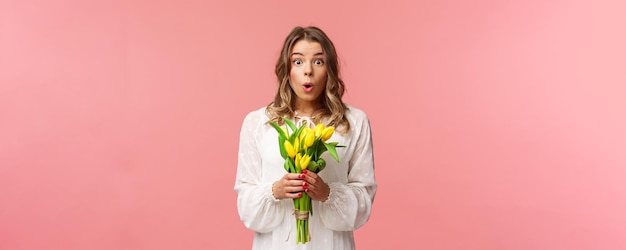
[302,170,330,201]
[273,171,331,201]
[286,173,307,180]
[283,191,304,199]
[273,173,306,199]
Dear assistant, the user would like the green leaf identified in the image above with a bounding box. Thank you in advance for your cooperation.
[324,142,341,163]
[313,140,326,159]
[283,160,290,172]
[282,117,298,132]
[292,123,306,142]
[269,121,287,140]
[286,159,296,173]
[278,136,287,159]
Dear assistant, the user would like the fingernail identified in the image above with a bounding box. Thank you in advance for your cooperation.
[305,188,309,192]
[302,182,307,187]
[299,174,305,178]
[302,170,308,174]
[298,192,302,197]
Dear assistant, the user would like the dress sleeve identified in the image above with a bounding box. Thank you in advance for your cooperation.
[318,114,377,231]
[234,111,287,233]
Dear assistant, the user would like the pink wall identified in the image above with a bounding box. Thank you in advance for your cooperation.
[1,0,625,249]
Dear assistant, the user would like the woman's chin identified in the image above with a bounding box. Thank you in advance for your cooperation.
[295,93,321,102]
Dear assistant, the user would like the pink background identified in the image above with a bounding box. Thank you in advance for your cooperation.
[2,0,625,249]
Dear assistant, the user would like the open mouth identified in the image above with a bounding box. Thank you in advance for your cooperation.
[303,83,313,92]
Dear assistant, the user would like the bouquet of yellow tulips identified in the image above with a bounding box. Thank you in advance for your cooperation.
[270,117,342,244]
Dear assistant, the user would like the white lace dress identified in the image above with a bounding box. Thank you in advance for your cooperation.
[234,105,377,250]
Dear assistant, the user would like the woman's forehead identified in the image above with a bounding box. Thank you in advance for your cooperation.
[291,40,324,56]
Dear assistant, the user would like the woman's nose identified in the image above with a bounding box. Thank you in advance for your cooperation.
[304,63,312,76]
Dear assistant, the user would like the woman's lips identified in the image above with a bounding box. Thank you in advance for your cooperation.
[303,83,313,92]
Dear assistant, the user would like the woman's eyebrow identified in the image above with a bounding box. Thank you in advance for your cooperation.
[290,52,325,57]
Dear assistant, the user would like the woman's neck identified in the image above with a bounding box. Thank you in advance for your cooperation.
[294,102,322,117]
[295,109,316,117]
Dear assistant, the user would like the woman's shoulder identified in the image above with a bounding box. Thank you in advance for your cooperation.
[242,106,269,125]
[246,106,267,117]
[344,104,370,121]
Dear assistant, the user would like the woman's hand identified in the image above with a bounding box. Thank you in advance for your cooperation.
[272,173,306,199]
[302,170,330,202]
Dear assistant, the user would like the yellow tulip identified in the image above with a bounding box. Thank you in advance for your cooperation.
[295,153,302,169]
[304,127,313,134]
[299,130,305,142]
[284,140,296,158]
[293,137,300,153]
[314,123,325,138]
[299,127,310,141]
[300,154,312,170]
[304,133,315,149]
[321,126,335,141]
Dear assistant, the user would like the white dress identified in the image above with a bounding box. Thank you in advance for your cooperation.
[234,105,377,250]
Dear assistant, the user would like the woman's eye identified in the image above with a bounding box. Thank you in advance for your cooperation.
[314,59,324,65]
[293,59,302,65]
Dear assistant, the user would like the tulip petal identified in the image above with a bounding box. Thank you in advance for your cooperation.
[284,141,296,158]
[300,154,311,170]
[314,123,324,138]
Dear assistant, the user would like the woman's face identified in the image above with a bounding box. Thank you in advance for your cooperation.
[289,40,327,107]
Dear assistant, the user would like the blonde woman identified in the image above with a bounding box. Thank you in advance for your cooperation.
[235,26,377,250]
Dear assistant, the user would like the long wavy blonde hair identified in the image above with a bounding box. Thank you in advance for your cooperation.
[266,26,350,133]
